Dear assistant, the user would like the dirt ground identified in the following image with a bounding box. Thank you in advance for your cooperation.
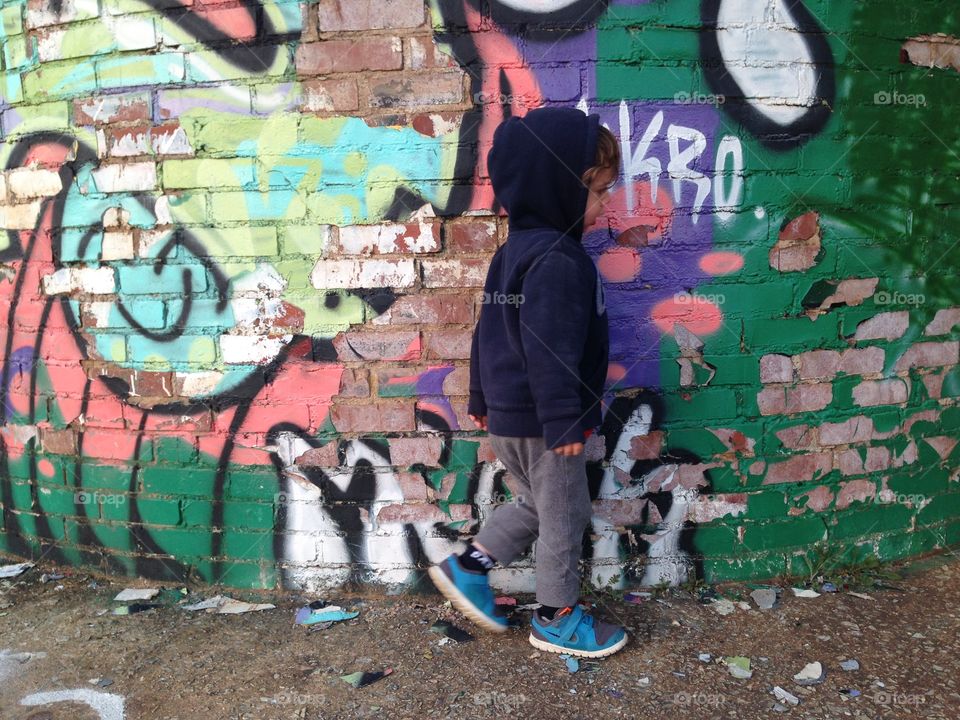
[0,553,958,720]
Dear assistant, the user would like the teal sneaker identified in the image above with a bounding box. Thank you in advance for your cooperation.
[529,604,628,658]
[427,554,509,633]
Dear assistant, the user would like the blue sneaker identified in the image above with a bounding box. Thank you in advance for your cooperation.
[529,604,628,658]
[427,554,509,633]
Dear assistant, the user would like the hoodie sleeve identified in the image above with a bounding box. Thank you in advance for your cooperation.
[518,250,592,449]
[467,310,487,417]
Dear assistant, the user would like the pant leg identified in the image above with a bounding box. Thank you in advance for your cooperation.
[472,434,540,566]
[526,438,593,608]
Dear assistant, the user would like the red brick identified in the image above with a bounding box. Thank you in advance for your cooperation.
[424,329,472,360]
[784,384,832,414]
[39,428,77,455]
[447,220,498,253]
[332,330,420,361]
[894,341,960,371]
[73,93,151,125]
[924,308,960,336]
[296,442,340,467]
[762,452,833,485]
[796,350,840,381]
[760,353,794,383]
[389,436,443,466]
[371,294,475,326]
[819,416,874,446]
[837,346,885,375]
[396,470,429,501]
[318,0,425,31]
[854,311,909,341]
[376,502,471,524]
[330,402,415,432]
[406,35,459,70]
[852,378,909,407]
[593,499,651,526]
[300,78,360,112]
[442,366,469,395]
[630,431,664,460]
[775,424,816,450]
[369,71,464,109]
[295,37,403,75]
[421,258,487,287]
[337,368,370,398]
[835,479,876,509]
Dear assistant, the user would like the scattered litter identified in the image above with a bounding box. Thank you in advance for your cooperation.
[671,671,686,678]
[113,588,160,602]
[750,588,778,610]
[698,653,712,663]
[112,603,159,615]
[847,591,874,601]
[40,572,65,583]
[840,688,861,697]
[794,661,826,686]
[340,668,393,689]
[637,676,651,687]
[528,651,541,659]
[840,659,860,672]
[624,592,652,604]
[294,605,358,626]
[723,656,752,680]
[606,688,624,699]
[821,582,838,592]
[737,601,751,610]
[559,654,579,673]
[430,620,474,643]
[88,678,113,688]
[772,686,800,706]
[0,562,33,578]
[180,595,274,614]
[772,702,788,712]
[515,603,541,611]
[494,596,516,606]
[791,587,820,598]
[710,599,736,616]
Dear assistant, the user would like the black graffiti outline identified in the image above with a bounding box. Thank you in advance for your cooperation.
[699,0,836,148]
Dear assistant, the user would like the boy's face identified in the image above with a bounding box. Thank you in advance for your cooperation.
[583,168,618,231]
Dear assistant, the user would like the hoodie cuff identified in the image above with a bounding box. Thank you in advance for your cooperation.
[543,418,585,450]
[468,391,487,417]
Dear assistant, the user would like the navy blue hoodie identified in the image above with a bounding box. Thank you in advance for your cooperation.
[468,107,610,449]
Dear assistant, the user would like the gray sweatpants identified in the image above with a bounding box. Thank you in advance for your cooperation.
[472,433,593,608]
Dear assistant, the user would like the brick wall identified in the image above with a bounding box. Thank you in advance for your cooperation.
[0,0,958,592]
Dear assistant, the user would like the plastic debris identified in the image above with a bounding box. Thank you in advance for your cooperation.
[794,661,826,686]
[750,588,778,610]
[710,599,736,616]
[840,688,861,697]
[0,562,33,578]
[847,591,875,601]
[89,677,114,688]
[606,688,624,699]
[772,686,800,705]
[560,654,579,673]
[821,582,838,592]
[698,653,712,663]
[671,671,686,678]
[340,668,393,688]
[494,596,516,606]
[624,592,652,604]
[430,620,474,643]
[637,676,651,687]
[772,702,789,712]
[840,659,860,672]
[40,572,65,583]
[515,603,541,611]
[113,588,160,602]
[791,587,820,598]
[723,656,752,679]
[112,603,160,615]
[181,595,274,614]
[294,605,358,626]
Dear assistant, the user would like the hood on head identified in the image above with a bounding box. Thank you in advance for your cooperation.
[487,107,601,240]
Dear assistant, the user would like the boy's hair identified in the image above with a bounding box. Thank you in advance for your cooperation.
[581,126,620,188]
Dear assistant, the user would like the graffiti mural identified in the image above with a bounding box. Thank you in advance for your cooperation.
[0,0,958,592]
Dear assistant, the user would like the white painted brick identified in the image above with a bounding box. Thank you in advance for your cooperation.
[311,258,415,289]
[101,230,135,260]
[92,162,157,192]
[26,0,99,28]
[0,199,43,229]
[8,167,62,198]
[42,267,116,295]
[176,370,224,396]
[338,222,439,254]
[110,129,150,157]
[151,126,194,156]
[220,334,291,364]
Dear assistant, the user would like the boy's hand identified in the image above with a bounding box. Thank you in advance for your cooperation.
[552,442,583,456]
[468,414,488,431]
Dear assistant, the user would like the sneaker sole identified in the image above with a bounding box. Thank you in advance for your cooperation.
[427,564,509,634]
[528,630,629,658]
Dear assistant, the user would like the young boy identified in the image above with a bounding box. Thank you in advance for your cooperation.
[428,107,627,658]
